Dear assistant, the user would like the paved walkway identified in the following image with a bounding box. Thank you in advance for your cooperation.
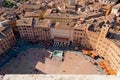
[0,39,45,68]
[0,48,49,74]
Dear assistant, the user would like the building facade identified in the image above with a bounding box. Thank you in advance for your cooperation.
[73,23,89,47]
[34,19,52,42]
[0,22,16,55]
[111,3,120,16]
[16,18,52,42]
[73,23,120,73]
[16,18,34,41]
[95,25,120,72]
[51,22,74,45]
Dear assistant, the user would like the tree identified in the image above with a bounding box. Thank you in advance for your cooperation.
[3,0,16,8]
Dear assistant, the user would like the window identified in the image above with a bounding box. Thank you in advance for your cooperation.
[2,47,5,50]
[100,39,102,41]
[0,44,2,46]
[118,54,120,57]
[103,29,105,31]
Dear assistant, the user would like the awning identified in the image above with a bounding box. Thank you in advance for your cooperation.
[54,37,69,42]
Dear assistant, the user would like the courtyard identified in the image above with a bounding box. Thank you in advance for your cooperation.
[0,48,104,74]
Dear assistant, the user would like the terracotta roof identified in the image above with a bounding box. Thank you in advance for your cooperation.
[16,18,33,26]
[54,22,75,30]
[23,4,41,10]
[113,3,120,9]
[24,10,42,18]
[34,19,51,28]
[45,13,79,19]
